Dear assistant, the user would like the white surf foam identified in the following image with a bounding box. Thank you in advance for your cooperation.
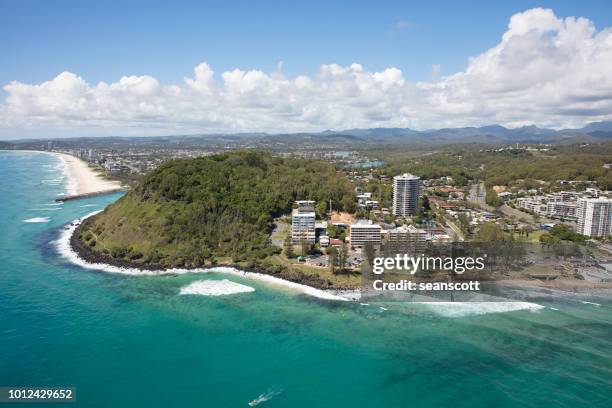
[416,301,544,317]
[56,212,348,302]
[24,217,50,223]
[248,389,282,406]
[179,279,255,296]
[54,154,78,196]
[581,301,601,307]
[42,179,63,185]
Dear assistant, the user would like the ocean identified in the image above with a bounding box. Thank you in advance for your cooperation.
[0,150,611,407]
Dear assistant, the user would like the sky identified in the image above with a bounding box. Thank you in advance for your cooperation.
[1,0,612,139]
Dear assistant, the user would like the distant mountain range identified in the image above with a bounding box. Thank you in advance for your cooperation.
[314,121,612,143]
[2,121,612,148]
[252,121,612,147]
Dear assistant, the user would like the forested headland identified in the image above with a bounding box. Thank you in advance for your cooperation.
[75,151,354,268]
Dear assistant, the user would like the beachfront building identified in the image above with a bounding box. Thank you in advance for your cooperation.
[393,173,420,216]
[349,220,382,248]
[546,201,577,220]
[292,201,316,244]
[385,225,427,254]
[517,194,577,220]
[517,197,548,215]
[576,198,612,238]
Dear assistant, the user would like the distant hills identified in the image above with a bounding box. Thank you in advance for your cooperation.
[2,121,612,148]
[310,121,612,144]
[252,121,612,147]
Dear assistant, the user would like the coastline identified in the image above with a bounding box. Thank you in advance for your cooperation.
[52,152,123,196]
[61,211,349,301]
[65,211,611,306]
[8,149,124,196]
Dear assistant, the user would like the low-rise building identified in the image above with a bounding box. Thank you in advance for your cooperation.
[330,238,344,248]
[546,201,577,220]
[497,191,512,201]
[319,236,330,247]
[349,220,382,248]
[385,225,427,254]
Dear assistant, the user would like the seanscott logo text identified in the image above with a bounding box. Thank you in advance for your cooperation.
[372,254,486,275]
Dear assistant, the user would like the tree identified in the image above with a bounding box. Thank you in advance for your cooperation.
[549,224,587,243]
[539,233,560,245]
[422,195,431,214]
[283,235,295,258]
[339,243,349,271]
[363,242,375,268]
[327,247,338,273]
[475,222,505,242]
[300,239,311,256]
[520,225,534,238]
[485,188,502,207]
[457,213,471,234]
[316,201,328,218]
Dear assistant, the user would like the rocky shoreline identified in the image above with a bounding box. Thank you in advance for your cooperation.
[70,221,357,291]
[71,217,611,295]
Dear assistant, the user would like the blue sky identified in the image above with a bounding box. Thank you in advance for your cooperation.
[2,0,611,87]
[1,1,612,137]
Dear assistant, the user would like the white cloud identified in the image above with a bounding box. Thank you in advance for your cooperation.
[2,7,612,137]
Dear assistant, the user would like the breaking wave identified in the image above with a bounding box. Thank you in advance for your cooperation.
[56,212,348,301]
[179,279,255,296]
[24,217,50,223]
[416,301,544,317]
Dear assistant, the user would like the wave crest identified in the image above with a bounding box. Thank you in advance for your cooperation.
[180,279,255,296]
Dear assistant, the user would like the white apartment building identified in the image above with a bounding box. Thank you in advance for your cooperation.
[517,193,577,220]
[292,203,316,244]
[393,173,420,216]
[546,201,577,220]
[516,197,548,214]
[349,220,382,248]
[385,225,427,253]
[576,198,612,238]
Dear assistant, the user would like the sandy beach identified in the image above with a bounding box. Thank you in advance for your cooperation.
[54,152,123,196]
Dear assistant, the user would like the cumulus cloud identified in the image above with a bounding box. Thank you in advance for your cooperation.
[2,8,612,136]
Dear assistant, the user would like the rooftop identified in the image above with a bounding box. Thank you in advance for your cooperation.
[394,173,420,180]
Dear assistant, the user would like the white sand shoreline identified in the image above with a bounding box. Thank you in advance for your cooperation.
[52,152,123,196]
[10,149,123,196]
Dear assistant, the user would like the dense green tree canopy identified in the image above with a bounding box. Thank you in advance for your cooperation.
[79,151,354,267]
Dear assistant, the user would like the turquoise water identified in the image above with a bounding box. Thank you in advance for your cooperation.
[1,151,611,407]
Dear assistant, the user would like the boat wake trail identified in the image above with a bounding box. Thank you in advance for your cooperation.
[248,388,282,406]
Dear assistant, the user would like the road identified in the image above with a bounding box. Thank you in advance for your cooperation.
[444,218,465,241]
[468,182,495,212]
[499,204,534,223]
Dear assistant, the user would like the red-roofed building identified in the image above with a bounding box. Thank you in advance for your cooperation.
[329,238,344,247]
